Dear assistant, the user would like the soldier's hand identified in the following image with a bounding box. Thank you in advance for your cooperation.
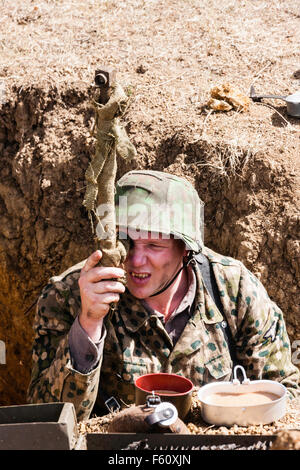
[78,250,125,340]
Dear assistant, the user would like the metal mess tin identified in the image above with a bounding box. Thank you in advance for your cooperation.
[198,365,287,427]
[250,85,300,117]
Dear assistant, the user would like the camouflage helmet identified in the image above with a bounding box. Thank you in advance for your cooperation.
[115,170,204,252]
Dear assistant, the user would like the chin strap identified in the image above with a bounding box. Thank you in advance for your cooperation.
[149,251,195,298]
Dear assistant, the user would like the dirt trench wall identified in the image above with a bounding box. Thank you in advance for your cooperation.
[0,84,99,404]
[0,82,299,406]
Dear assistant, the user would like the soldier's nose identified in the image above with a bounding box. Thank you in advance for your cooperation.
[129,247,147,267]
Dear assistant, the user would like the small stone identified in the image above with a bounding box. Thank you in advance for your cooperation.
[41,179,51,189]
[136,64,148,74]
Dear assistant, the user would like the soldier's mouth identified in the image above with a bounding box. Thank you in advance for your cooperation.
[129,271,151,283]
[130,271,151,278]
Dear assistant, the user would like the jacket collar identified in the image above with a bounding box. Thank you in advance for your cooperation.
[116,260,224,334]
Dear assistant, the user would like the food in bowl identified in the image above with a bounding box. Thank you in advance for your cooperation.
[205,390,281,406]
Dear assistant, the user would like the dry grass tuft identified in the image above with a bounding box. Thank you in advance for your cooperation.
[195,136,258,182]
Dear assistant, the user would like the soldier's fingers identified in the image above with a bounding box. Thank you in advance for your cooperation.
[88,292,120,307]
[101,293,120,304]
[81,250,102,273]
[83,266,125,283]
[93,280,126,294]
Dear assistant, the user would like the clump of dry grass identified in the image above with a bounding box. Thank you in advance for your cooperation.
[195,142,255,182]
[190,129,261,182]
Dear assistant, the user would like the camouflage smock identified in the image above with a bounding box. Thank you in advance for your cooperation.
[27,247,300,421]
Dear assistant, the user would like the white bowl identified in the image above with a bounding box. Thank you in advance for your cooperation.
[198,379,287,426]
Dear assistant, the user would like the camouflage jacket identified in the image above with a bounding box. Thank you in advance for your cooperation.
[27,247,300,421]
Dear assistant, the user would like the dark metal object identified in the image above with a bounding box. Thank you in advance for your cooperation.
[94,66,117,104]
[86,432,276,450]
[0,402,81,450]
[250,85,300,117]
[146,394,161,407]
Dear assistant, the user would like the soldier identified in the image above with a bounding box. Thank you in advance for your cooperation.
[27,170,300,421]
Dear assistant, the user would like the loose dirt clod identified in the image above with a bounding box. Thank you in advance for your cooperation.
[207,84,251,112]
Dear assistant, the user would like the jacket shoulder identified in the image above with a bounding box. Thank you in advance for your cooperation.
[202,247,242,268]
[49,259,87,285]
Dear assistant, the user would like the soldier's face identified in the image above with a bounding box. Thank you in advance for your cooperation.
[123,230,186,300]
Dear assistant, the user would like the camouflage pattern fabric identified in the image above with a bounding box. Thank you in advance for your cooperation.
[27,248,300,421]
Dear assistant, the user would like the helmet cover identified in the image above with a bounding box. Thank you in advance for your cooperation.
[114,170,204,252]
